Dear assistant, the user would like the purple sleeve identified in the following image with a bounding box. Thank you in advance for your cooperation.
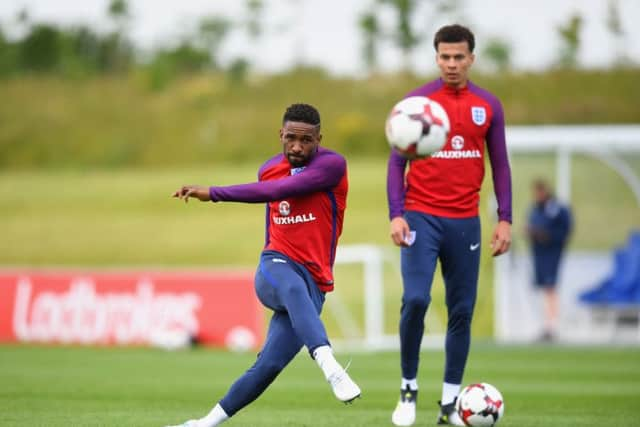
[387,149,408,220]
[486,99,513,223]
[208,152,346,203]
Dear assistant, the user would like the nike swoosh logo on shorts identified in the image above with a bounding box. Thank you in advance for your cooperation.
[470,243,480,251]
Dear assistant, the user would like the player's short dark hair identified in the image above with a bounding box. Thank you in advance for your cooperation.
[283,103,321,129]
[433,24,475,52]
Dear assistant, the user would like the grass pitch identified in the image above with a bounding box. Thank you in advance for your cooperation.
[0,343,638,426]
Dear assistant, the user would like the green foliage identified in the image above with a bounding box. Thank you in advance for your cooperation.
[359,10,380,72]
[382,0,420,50]
[556,13,583,69]
[0,345,639,426]
[227,57,251,85]
[108,0,129,21]
[145,42,212,90]
[96,32,134,73]
[19,24,62,72]
[377,0,423,68]
[606,0,631,66]
[0,22,134,77]
[482,37,512,72]
[0,28,18,76]
[1,69,639,169]
[197,16,231,69]
[606,0,624,37]
[0,3,229,80]
[245,0,264,39]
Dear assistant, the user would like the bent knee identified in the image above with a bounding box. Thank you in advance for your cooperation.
[448,310,473,327]
[402,294,431,313]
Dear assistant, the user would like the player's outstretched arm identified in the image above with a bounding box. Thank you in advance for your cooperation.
[173,185,211,203]
[209,152,345,203]
[490,220,512,257]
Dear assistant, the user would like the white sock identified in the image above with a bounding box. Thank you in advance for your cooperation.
[401,378,418,391]
[442,382,461,405]
[198,403,229,427]
[313,345,342,379]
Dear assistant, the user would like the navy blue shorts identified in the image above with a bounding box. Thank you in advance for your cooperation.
[533,250,562,288]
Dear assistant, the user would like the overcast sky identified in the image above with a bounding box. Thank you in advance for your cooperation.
[1,0,638,76]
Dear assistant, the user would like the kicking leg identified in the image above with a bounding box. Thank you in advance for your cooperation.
[218,311,303,417]
[257,252,360,403]
[165,311,302,427]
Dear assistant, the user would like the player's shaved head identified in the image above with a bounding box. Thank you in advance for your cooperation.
[283,103,321,131]
[532,178,552,203]
[434,24,475,53]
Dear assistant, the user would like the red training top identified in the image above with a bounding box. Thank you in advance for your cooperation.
[209,147,348,292]
[387,78,512,223]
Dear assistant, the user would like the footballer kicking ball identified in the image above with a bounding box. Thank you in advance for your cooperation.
[385,96,450,159]
[456,383,505,426]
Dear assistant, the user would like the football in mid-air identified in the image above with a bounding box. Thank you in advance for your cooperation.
[385,96,450,159]
[456,383,505,426]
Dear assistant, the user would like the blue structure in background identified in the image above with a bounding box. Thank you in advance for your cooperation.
[580,230,640,305]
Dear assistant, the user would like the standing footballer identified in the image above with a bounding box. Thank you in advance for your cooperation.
[387,24,512,426]
[167,103,360,427]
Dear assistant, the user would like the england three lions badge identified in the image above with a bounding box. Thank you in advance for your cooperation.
[471,107,486,125]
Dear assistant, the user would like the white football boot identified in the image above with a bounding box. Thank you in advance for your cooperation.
[327,369,361,403]
[391,387,417,426]
[437,399,465,426]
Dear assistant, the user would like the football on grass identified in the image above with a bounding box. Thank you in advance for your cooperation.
[456,383,505,426]
[385,96,450,159]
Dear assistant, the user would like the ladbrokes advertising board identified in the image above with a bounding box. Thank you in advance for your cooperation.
[0,271,262,349]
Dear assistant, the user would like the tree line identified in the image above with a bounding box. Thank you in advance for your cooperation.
[0,0,632,84]
[0,0,243,87]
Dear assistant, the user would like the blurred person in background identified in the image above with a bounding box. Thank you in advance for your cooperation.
[526,178,573,342]
[167,103,360,427]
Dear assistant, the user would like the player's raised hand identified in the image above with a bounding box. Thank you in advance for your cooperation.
[490,220,512,257]
[390,216,411,247]
[172,185,211,203]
